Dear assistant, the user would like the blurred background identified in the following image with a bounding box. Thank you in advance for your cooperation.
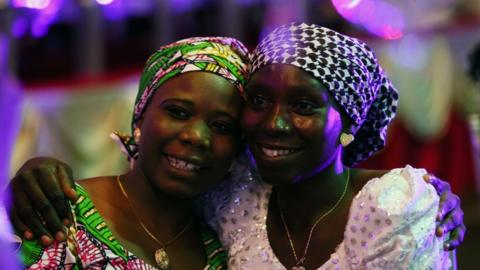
[1,0,479,268]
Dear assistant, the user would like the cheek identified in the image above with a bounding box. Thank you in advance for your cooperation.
[324,108,343,138]
[293,108,342,146]
[293,117,314,129]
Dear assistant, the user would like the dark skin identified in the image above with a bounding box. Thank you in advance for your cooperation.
[243,64,465,268]
[10,71,244,269]
[8,67,464,265]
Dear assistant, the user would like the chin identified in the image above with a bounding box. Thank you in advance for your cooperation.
[258,169,295,187]
[155,182,200,199]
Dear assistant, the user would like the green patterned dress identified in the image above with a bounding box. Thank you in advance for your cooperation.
[19,185,227,269]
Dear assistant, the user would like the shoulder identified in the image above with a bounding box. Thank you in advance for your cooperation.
[338,166,450,269]
[76,175,116,196]
[361,166,435,215]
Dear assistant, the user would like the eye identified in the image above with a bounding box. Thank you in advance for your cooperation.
[211,121,236,135]
[166,106,191,120]
[291,100,319,115]
[247,94,270,110]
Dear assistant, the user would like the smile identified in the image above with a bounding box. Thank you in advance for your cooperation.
[260,146,301,158]
[165,155,201,172]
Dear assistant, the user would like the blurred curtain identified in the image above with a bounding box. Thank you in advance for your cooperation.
[9,76,138,180]
[359,30,480,197]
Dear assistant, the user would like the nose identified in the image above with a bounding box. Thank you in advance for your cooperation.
[262,105,292,136]
[179,121,212,149]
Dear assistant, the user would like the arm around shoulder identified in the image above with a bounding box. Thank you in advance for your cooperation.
[342,165,452,269]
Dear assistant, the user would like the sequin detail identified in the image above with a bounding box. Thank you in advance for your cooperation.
[202,158,451,269]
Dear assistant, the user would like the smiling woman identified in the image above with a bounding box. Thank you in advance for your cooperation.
[203,23,454,270]
[243,64,345,185]
[137,71,243,197]
[16,36,249,270]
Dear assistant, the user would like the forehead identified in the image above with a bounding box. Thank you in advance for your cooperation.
[151,71,241,110]
[247,64,326,93]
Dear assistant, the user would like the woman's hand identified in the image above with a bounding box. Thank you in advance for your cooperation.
[425,174,466,251]
[6,157,77,247]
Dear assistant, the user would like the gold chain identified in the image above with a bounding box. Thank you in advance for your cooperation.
[116,175,193,248]
[276,169,350,267]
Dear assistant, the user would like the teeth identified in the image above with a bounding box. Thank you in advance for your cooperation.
[166,156,200,171]
[261,147,296,157]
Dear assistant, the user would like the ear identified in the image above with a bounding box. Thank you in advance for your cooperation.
[133,118,144,144]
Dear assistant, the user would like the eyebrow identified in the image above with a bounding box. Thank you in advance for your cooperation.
[245,81,270,90]
[161,98,238,120]
[160,98,194,106]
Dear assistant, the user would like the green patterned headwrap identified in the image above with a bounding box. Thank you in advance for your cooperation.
[112,36,249,162]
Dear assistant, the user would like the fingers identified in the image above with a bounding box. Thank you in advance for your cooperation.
[436,202,465,250]
[444,224,466,251]
[424,175,456,221]
[8,205,33,240]
[436,207,463,235]
[425,174,451,195]
[20,172,66,243]
[36,167,73,226]
[437,192,460,222]
[12,187,53,247]
[56,165,77,203]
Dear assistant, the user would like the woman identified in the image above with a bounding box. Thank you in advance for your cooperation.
[203,22,458,269]
[9,24,465,268]
[14,36,249,269]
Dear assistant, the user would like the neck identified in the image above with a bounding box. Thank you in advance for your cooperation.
[120,168,195,232]
[274,151,351,231]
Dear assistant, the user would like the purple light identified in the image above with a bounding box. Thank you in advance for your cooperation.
[0,33,23,270]
[13,0,50,9]
[12,0,64,38]
[96,0,114,5]
[11,17,28,38]
[362,1,404,40]
[31,17,50,37]
[169,0,206,13]
[100,0,124,21]
[332,0,404,40]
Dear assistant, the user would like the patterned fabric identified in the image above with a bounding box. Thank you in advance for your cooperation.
[19,184,227,270]
[202,155,451,269]
[250,22,399,166]
[112,37,249,162]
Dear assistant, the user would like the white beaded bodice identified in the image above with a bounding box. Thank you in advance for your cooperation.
[199,155,451,270]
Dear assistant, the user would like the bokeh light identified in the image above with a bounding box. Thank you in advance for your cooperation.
[332,0,405,39]
[13,0,51,9]
[96,0,114,5]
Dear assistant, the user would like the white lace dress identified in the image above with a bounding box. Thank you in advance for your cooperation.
[201,156,451,270]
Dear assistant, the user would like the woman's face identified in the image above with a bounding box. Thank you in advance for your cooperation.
[137,72,243,198]
[242,64,344,186]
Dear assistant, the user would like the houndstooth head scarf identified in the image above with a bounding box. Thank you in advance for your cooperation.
[250,22,399,166]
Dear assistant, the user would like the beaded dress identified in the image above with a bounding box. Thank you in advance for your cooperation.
[202,154,451,269]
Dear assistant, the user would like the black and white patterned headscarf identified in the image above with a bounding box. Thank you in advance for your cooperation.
[250,22,399,166]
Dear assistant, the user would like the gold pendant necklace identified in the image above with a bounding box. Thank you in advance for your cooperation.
[276,169,350,270]
[116,175,193,269]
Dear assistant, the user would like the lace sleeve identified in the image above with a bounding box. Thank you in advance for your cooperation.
[195,151,256,233]
[340,165,451,269]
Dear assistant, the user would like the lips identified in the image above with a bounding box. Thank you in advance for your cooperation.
[261,147,299,157]
[163,154,208,173]
[257,143,303,159]
[166,156,201,171]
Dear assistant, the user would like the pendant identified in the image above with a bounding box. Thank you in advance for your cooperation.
[154,248,170,269]
[292,266,305,270]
